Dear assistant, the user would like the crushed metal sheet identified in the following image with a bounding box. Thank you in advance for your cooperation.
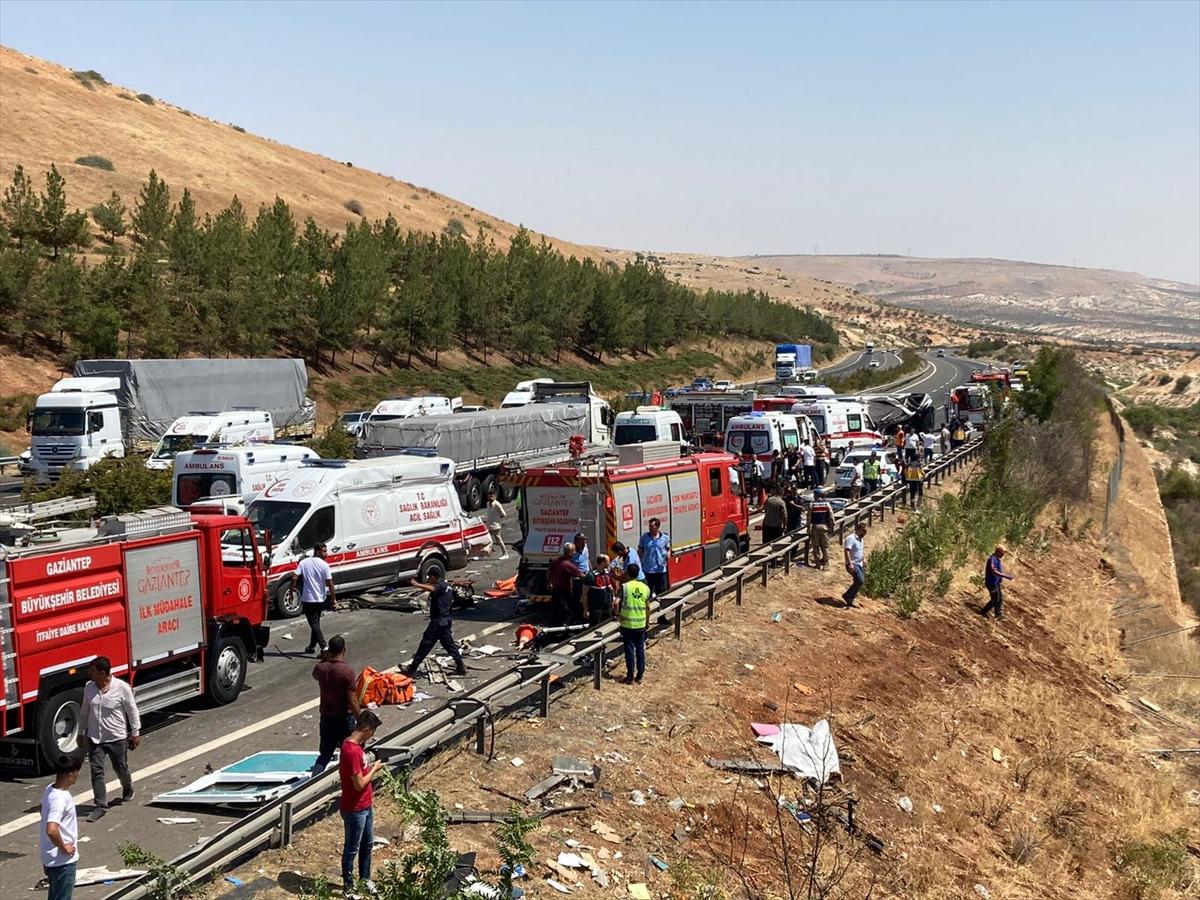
[552,756,594,777]
[151,751,321,806]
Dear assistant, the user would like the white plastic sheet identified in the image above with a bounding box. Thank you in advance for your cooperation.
[755,719,840,783]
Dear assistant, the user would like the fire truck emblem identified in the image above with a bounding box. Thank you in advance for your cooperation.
[237,578,251,601]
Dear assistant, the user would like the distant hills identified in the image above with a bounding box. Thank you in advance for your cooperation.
[746,255,1199,346]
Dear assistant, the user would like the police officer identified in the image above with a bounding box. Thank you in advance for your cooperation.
[615,563,650,684]
[403,570,467,677]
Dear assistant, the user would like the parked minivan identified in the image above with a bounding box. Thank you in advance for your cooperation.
[243,456,490,617]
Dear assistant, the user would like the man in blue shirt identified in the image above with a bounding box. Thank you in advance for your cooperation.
[610,542,645,583]
[638,518,671,598]
[979,546,1013,620]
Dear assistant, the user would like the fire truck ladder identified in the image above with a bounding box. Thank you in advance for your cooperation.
[0,566,18,732]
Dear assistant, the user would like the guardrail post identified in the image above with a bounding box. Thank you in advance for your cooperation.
[735,573,744,606]
[761,560,769,586]
[707,588,716,619]
[474,716,486,754]
[784,548,791,575]
[280,800,293,847]
[674,605,683,639]
[539,674,551,717]
[592,648,602,690]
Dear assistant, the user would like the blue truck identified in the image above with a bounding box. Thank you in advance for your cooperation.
[774,343,813,382]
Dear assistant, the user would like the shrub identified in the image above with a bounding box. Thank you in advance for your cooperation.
[0,394,35,432]
[934,567,952,595]
[24,66,38,74]
[136,93,155,105]
[74,155,114,171]
[230,123,245,133]
[1156,374,1172,386]
[1117,831,1193,898]
[1173,375,1192,394]
[344,161,353,167]
[307,422,357,460]
[443,217,467,238]
[344,199,364,216]
[894,582,923,619]
[118,92,135,101]
[1007,827,1042,865]
[72,69,107,88]
[24,456,171,517]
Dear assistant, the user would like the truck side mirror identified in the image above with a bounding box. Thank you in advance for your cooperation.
[25,411,32,433]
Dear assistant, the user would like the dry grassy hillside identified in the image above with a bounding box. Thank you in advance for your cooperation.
[0,46,595,258]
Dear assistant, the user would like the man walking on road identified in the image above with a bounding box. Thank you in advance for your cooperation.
[78,656,140,822]
[40,757,81,900]
[922,429,937,462]
[294,543,336,655]
[980,546,1014,620]
[808,489,834,569]
[339,709,384,898]
[638,518,671,598]
[403,570,467,677]
[312,635,360,772]
[485,489,509,560]
[842,522,868,608]
[801,439,817,488]
[762,487,788,544]
[615,563,650,684]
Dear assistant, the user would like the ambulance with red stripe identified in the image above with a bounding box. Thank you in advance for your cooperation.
[244,457,491,618]
[1,506,269,770]
[507,447,749,595]
[788,398,883,460]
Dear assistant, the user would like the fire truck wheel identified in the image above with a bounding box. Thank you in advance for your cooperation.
[207,635,248,705]
[721,537,740,563]
[38,687,84,766]
[462,476,483,511]
[417,554,447,584]
[274,580,303,618]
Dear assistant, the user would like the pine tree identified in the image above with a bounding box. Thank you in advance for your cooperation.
[0,241,41,341]
[31,255,86,346]
[1,164,40,247]
[167,189,202,275]
[91,191,128,245]
[131,169,172,249]
[36,164,91,258]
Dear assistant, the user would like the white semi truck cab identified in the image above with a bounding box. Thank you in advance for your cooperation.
[25,377,125,480]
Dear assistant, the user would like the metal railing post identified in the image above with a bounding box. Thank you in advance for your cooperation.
[592,648,602,690]
[539,674,551,717]
[674,605,683,639]
[707,588,716,619]
[735,573,744,606]
[474,716,486,753]
[280,801,293,847]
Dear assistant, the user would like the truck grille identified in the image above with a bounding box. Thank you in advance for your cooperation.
[34,445,76,462]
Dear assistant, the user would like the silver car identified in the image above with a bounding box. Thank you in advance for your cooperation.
[835,448,900,493]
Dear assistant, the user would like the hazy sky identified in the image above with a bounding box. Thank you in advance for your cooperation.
[3,0,1198,283]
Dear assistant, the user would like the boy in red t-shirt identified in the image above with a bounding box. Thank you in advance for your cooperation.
[339,710,384,896]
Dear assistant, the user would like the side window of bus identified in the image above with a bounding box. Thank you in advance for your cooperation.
[709,467,722,497]
[297,506,335,550]
[846,414,862,431]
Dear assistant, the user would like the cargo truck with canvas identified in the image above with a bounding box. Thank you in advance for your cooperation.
[245,457,491,617]
[23,358,316,482]
[775,343,813,382]
[0,506,269,770]
[360,382,612,510]
[506,447,749,597]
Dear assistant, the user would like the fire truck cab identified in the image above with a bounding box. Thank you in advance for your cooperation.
[1,507,269,769]
[507,447,749,595]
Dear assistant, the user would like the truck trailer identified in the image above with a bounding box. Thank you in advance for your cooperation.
[359,382,612,510]
[25,359,316,481]
[0,506,270,769]
[775,344,813,382]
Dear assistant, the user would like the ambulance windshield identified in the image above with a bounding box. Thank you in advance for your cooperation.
[242,500,309,546]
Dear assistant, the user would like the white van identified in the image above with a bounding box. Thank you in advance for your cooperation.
[613,407,686,448]
[244,457,491,617]
[145,410,274,470]
[368,396,460,422]
[500,378,554,409]
[790,398,883,458]
[724,412,818,460]
[778,384,834,398]
[172,444,320,510]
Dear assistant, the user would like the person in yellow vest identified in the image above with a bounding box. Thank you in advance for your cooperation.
[904,457,926,511]
[613,563,650,684]
[862,451,882,496]
[950,418,967,449]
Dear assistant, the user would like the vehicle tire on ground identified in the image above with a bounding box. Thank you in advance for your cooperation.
[498,480,518,503]
[273,580,302,618]
[206,634,248,705]
[479,474,498,503]
[721,537,739,564]
[37,686,84,767]
[416,554,447,584]
[462,476,483,511]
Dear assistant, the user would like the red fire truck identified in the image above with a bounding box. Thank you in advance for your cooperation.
[506,447,749,594]
[1,506,269,769]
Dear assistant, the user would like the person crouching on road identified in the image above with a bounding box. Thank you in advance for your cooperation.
[615,563,650,684]
[549,543,584,626]
[78,655,140,823]
[584,554,615,626]
[312,635,360,772]
[40,756,82,900]
[294,542,336,655]
[403,570,467,677]
[339,709,384,898]
[842,522,868,608]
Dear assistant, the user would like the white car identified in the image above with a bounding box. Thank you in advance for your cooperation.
[340,410,371,436]
[713,379,736,391]
[936,348,946,358]
[835,448,900,493]
[868,360,881,369]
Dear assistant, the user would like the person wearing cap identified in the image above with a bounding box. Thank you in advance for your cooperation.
[980,546,1013,620]
[862,451,882,497]
[294,542,336,655]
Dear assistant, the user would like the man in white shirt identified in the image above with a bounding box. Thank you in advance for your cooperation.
[842,522,868,608]
[78,656,140,822]
[485,489,508,560]
[40,757,82,900]
[293,543,336,655]
[921,429,937,462]
[800,440,817,488]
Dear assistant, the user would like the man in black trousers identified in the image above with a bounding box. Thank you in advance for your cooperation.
[402,570,467,677]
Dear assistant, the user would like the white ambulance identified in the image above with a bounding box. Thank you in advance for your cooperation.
[243,457,491,617]
[145,410,275,470]
[172,444,321,511]
[367,396,460,422]
[789,398,883,459]
[724,412,818,460]
[612,407,687,449]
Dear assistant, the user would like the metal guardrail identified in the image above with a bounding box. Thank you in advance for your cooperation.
[0,456,20,471]
[1103,398,1126,535]
[105,436,986,899]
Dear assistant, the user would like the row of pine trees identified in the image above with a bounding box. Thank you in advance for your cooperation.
[0,164,839,366]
